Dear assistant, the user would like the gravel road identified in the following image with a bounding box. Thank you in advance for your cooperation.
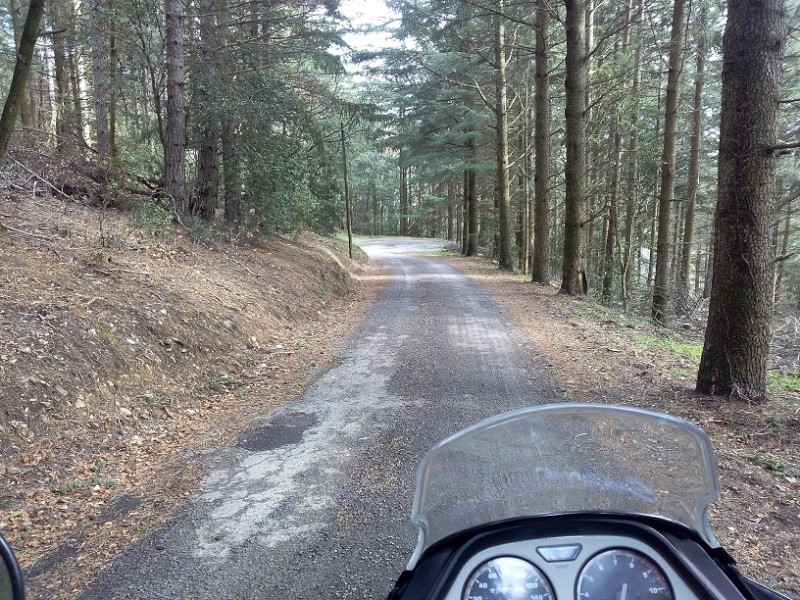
[81,238,560,599]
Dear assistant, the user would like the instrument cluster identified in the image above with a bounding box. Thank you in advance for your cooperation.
[452,534,697,600]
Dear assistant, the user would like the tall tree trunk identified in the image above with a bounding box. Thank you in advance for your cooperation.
[466,136,479,256]
[109,25,117,157]
[217,0,239,227]
[621,50,641,306]
[462,171,469,254]
[8,0,33,128]
[676,4,708,315]
[49,3,70,148]
[373,182,381,236]
[621,0,640,307]
[495,0,513,271]
[773,197,793,304]
[192,0,219,220]
[0,0,44,161]
[400,159,409,236]
[603,116,622,303]
[67,45,86,147]
[341,122,353,259]
[165,0,187,215]
[89,0,111,158]
[561,0,588,295]
[651,0,687,324]
[532,0,551,284]
[696,0,785,403]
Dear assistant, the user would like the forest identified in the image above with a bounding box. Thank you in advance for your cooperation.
[0,0,798,403]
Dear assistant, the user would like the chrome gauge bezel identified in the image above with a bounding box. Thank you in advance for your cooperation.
[576,547,674,600]
[462,555,555,600]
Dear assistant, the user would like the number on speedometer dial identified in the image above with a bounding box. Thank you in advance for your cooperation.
[577,549,674,599]
[463,556,554,600]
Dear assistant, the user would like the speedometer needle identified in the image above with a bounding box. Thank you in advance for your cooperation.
[620,583,628,600]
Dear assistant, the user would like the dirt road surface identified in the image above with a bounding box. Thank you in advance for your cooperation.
[81,238,560,599]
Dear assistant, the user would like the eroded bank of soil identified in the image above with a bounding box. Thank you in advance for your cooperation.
[0,195,387,599]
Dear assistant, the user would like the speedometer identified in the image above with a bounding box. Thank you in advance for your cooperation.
[577,548,673,599]
[463,556,554,600]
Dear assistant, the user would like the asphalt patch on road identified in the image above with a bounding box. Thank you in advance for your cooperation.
[236,412,318,452]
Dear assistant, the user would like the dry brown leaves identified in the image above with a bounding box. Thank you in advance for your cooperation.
[0,193,382,599]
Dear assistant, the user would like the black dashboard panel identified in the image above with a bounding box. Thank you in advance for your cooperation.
[386,515,756,600]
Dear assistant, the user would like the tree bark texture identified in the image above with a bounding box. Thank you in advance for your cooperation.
[341,122,353,260]
[696,0,785,403]
[193,0,219,221]
[495,0,513,271]
[0,0,44,162]
[651,0,687,324]
[676,6,707,315]
[8,0,33,128]
[466,136,479,256]
[89,0,111,158]
[400,160,409,237]
[561,0,588,295]
[532,0,551,284]
[603,116,622,303]
[165,0,187,215]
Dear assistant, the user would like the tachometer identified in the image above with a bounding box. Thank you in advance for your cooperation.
[463,556,554,600]
[576,548,673,599]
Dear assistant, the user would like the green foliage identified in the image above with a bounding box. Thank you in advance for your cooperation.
[203,374,236,394]
[58,460,118,495]
[634,333,703,359]
[767,370,800,393]
[98,326,120,348]
[746,453,799,477]
[133,198,173,238]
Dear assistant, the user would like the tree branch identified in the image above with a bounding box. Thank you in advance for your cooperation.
[767,141,800,152]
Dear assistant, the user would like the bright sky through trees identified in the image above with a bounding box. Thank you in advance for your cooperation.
[339,0,400,51]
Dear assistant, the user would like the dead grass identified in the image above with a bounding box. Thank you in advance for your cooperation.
[0,193,384,599]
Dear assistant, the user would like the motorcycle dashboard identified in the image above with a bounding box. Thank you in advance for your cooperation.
[450,533,689,600]
[387,515,753,600]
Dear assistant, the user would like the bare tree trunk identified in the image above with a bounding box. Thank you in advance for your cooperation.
[651,0,687,324]
[696,0,785,403]
[495,0,513,271]
[89,0,111,158]
[165,0,187,215]
[773,192,792,305]
[8,0,33,128]
[67,53,83,147]
[466,136,479,256]
[462,171,469,254]
[561,0,588,295]
[676,4,707,315]
[400,160,409,236]
[109,24,117,156]
[192,0,219,220]
[0,0,44,161]
[216,0,239,227]
[603,116,622,303]
[373,182,381,236]
[532,0,551,284]
[621,0,640,308]
[341,122,353,259]
[49,3,70,148]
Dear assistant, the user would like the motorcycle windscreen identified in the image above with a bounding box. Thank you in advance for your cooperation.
[408,404,720,569]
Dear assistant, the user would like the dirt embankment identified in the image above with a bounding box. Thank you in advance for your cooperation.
[0,194,381,598]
